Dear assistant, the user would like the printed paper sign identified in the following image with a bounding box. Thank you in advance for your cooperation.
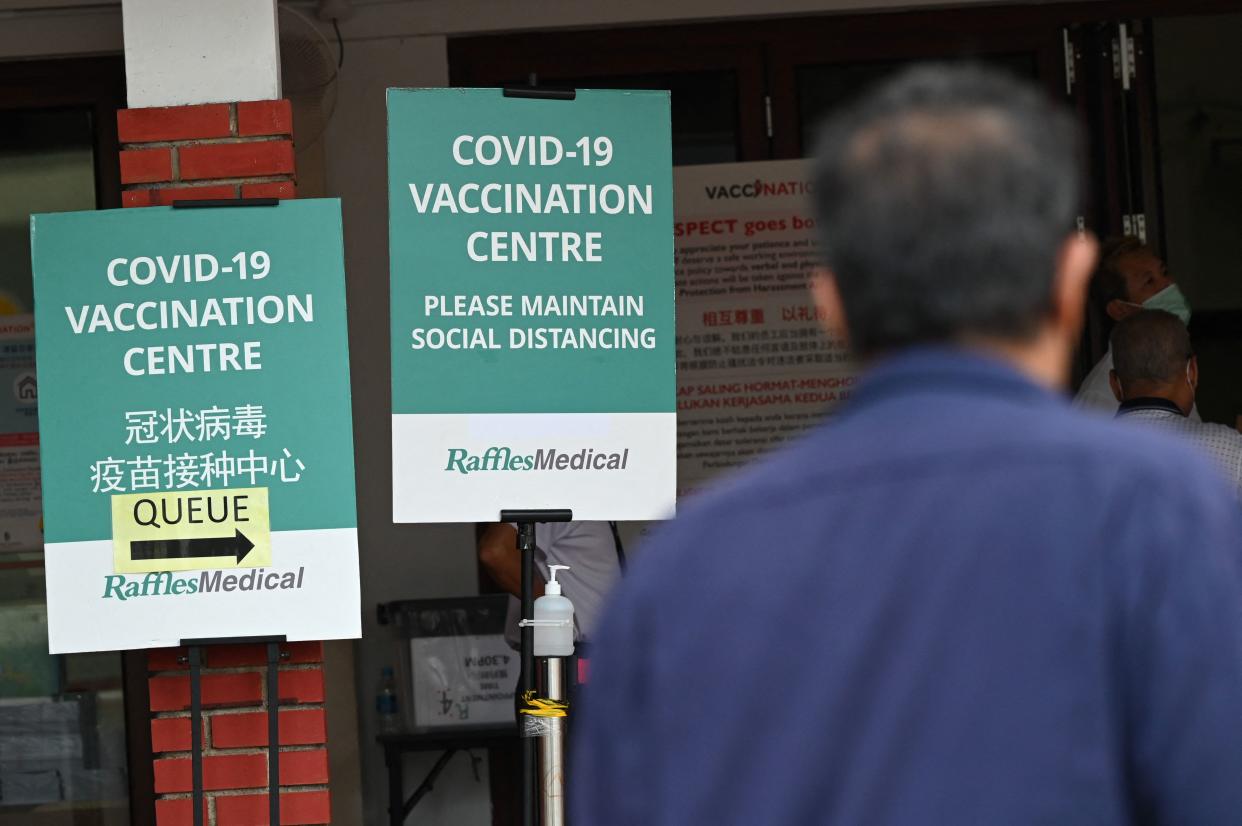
[388,88,677,522]
[110,487,271,574]
[410,634,517,729]
[30,200,360,653]
[674,160,857,492]
[0,315,42,552]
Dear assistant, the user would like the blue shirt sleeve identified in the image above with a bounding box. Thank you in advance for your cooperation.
[1113,468,1242,823]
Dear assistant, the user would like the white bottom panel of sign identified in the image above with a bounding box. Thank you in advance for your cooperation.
[393,412,677,523]
[44,528,361,654]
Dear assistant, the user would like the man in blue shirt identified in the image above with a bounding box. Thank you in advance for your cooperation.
[572,65,1242,825]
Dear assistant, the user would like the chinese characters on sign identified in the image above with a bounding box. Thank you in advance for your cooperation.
[89,405,305,493]
[31,200,360,653]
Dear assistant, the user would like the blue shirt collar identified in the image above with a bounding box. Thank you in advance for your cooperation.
[845,346,1064,414]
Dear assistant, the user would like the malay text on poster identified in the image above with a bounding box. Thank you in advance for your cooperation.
[674,160,856,492]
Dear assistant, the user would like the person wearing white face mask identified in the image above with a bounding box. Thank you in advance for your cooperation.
[1111,309,1242,499]
[1075,236,1200,419]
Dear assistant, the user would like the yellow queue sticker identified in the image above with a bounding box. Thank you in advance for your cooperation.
[111,487,271,574]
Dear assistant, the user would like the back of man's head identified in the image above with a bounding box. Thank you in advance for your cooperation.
[1111,309,1192,387]
[813,65,1081,357]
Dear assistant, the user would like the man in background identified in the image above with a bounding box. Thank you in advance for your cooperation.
[1111,309,1242,498]
[1076,236,1195,414]
[573,65,1242,826]
[476,521,621,648]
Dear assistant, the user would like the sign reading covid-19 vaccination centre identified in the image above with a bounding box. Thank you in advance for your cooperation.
[31,200,361,654]
[388,88,677,523]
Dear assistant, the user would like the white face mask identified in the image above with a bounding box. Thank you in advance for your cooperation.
[1122,283,1192,325]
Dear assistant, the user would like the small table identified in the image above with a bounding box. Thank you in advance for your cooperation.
[379,726,518,825]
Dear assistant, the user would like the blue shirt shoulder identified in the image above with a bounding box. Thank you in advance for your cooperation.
[575,349,1242,826]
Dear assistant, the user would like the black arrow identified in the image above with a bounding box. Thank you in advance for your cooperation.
[130,529,255,564]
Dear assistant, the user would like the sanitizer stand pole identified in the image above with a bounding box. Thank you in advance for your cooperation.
[541,657,567,826]
[501,508,573,826]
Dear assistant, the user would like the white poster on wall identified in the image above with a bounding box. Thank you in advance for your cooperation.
[674,160,857,493]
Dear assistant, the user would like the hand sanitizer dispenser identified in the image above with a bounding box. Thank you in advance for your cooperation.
[532,565,574,657]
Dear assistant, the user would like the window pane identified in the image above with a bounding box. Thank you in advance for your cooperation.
[1154,13,1242,312]
[1152,12,1242,425]
[518,70,741,165]
[0,109,97,313]
[0,109,129,826]
[796,54,1038,153]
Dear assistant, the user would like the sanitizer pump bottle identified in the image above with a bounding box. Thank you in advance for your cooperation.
[533,565,575,657]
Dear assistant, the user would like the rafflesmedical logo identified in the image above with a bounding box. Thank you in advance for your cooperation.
[445,446,629,475]
[102,568,305,600]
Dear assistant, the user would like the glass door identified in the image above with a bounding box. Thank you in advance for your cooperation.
[0,58,138,826]
[1149,11,1242,425]
[764,7,1066,159]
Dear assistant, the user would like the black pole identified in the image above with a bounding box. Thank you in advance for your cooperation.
[517,520,537,826]
[266,641,281,825]
[178,634,287,825]
[188,645,203,826]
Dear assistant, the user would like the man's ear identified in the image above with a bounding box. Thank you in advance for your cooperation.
[1188,354,1199,391]
[1052,234,1098,336]
[810,268,850,344]
[1105,298,1133,322]
[1109,370,1124,403]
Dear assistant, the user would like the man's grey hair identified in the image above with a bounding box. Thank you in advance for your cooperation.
[1110,309,1192,385]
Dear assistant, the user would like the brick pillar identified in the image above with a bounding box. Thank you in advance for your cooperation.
[117,99,328,826]
[145,643,332,825]
[117,100,296,205]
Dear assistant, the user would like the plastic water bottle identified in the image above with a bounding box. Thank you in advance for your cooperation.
[376,666,400,734]
[533,565,575,657]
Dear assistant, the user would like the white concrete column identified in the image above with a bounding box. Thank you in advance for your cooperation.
[120,0,280,108]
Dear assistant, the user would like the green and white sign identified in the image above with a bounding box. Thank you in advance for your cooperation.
[388,88,676,522]
[31,200,360,653]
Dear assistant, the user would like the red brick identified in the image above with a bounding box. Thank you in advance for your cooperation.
[280,749,329,786]
[179,140,294,180]
[156,184,238,205]
[124,184,238,209]
[214,790,332,825]
[154,753,268,793]
[211,709,327,748]
[118,103,231,143]
[277,669,325,704]
[154,796,207,826]
[151,717,200,753]
[148,647,189,670]
[237,99,293,138]
[207,641,322,669]
[149,673,263,712]
[241,181,297,200]
[120,148,172,184]
[123,189,159,208]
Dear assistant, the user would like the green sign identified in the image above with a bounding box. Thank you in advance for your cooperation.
[388,88,677,522]
[31,200,360,653]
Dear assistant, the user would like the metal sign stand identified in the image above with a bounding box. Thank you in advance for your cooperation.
[178,634,287,826]
[500,508,572,826]
[165,196,287,826]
